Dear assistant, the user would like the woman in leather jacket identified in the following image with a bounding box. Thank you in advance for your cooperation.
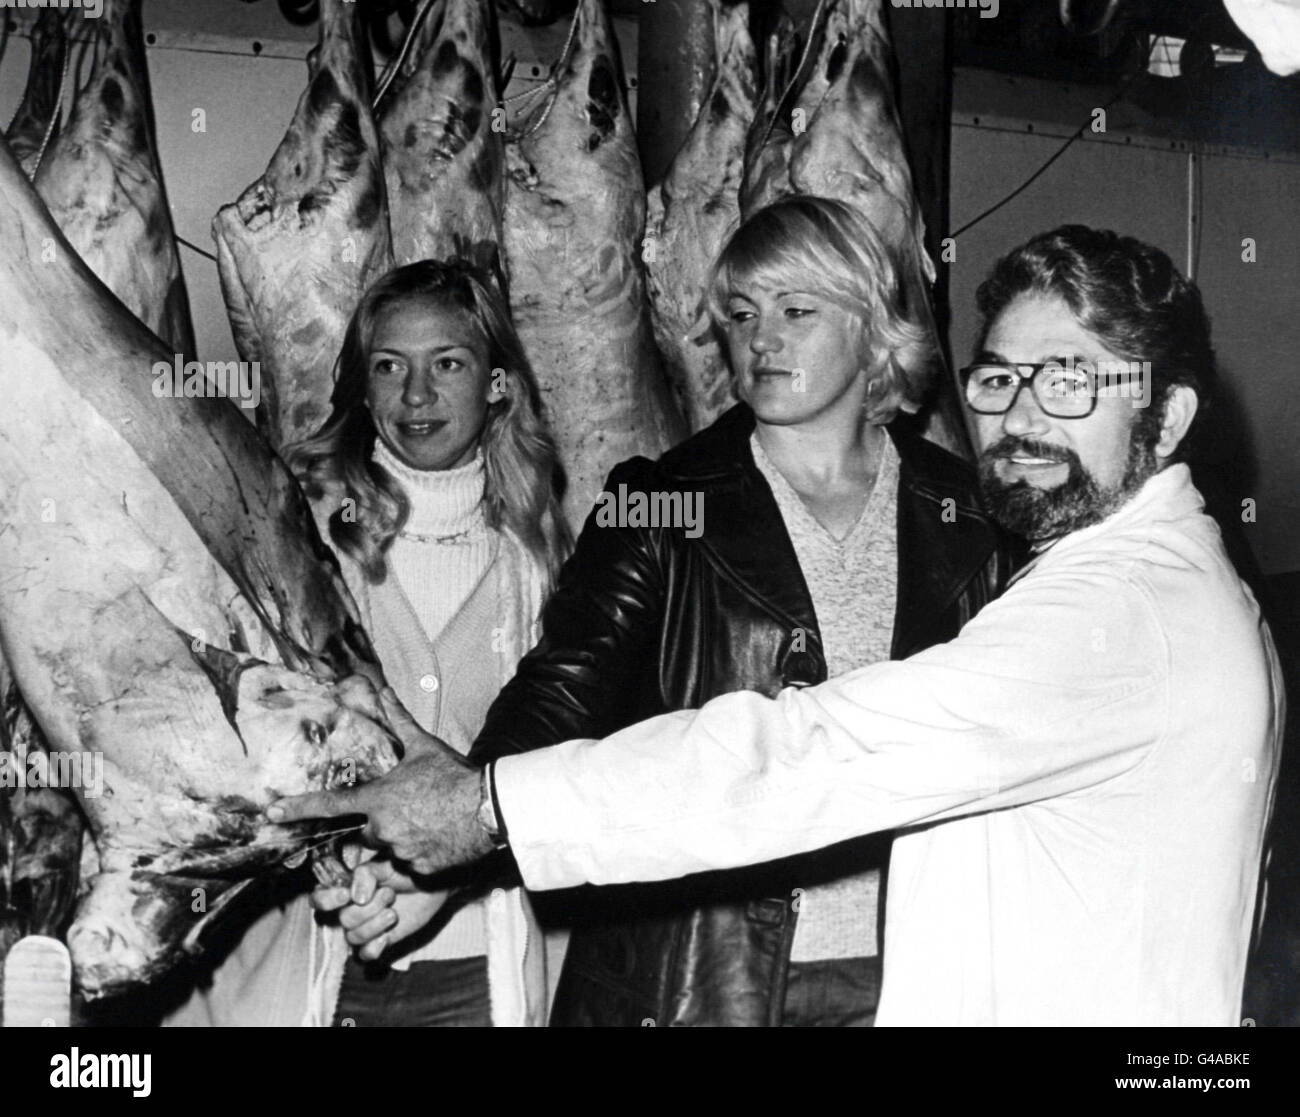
[336,197,1017,1024]
[460,196,1018,1026]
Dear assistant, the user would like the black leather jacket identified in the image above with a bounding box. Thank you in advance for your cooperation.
[471,404,1017,1026]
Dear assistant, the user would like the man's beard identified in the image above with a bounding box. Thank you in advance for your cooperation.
[976,423,1160,544]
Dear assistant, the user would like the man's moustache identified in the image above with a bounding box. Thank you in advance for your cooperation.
[980,437,1076,467]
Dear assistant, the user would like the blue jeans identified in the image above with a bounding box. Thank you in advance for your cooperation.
[333,955,491,1027]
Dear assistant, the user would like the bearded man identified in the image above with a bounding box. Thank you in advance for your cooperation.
[274,225,1284,1026]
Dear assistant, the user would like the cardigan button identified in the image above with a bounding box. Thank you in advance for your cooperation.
[418,674,439,693]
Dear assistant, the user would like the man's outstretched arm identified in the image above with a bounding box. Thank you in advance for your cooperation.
[272,564,1164,884]
[494,562,1164,890]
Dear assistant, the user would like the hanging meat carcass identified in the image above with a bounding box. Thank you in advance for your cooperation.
[213,0,392,451]
[0,659,85,965]
[379,0,506,282]
[789,0,932,295]
[645,0,756,433]
[1,11,82,972]
[504,0,685,530]
[5,9,68,180]
[32,0,194,358]
[754,0,965,454]
[740,12,798,220]
[3,4,162,981]
[0,135,399,996]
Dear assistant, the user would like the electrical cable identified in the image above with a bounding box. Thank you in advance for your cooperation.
[948,28,1162,239]
[177,234,218,264]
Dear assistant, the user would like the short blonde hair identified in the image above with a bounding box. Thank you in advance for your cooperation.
[706,195,934,423]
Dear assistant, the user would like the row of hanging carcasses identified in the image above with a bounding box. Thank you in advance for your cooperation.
[0,0,941,1000]
[0,0,397,1002]
[3,0,946,530]
[210,0,950,528]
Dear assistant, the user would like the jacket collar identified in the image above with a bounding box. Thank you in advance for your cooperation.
[657,404,1005,664]
[667,407,822,642]
[658,403,981,500]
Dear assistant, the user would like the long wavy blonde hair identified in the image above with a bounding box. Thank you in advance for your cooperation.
[287,260,570,583]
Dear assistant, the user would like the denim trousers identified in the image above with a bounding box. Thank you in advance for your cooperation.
[333,954,491,1028]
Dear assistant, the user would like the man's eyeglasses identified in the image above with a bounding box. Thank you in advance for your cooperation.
[959,361,1149,419]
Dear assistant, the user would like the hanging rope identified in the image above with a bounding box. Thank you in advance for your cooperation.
[26,40,70,177]
[501,1,582,143]
[751,0,832,165]
[3,15,76,178]
[372,0,441,111]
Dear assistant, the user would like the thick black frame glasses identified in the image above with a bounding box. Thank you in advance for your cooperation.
[959,361,1145,419]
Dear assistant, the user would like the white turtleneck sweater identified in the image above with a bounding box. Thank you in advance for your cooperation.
[375,441,497,647]
[373,441,497,963]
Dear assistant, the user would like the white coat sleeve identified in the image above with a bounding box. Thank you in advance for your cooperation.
[494,561,1169,892]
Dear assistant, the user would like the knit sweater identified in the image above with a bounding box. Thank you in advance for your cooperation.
[376,442,496,646]
[750,432,899,963]
[373,441,496,964]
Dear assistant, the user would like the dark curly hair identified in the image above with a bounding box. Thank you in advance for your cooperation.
[974,225,1216,461]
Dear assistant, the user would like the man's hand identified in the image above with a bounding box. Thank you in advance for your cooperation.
[312,859,448,961]
[269,687,493,875]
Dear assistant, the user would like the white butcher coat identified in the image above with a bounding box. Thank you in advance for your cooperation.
[495,464,1284,1025]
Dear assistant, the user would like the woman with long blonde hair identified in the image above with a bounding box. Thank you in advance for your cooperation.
[291,259,569,584]
[169,259,568,1028]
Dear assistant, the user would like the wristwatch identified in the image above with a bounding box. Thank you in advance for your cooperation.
[476,762,509,849]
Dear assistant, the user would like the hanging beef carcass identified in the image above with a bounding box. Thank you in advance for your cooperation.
[0,659,85,965]
[782,0,965,453]
[32,0,194,358]
[504,0,685,529]
[2,11,82,970]
[3,5,162,976]
[214,0,392,451]
[740,12,798,220]
[0,135,399,996]
[645,0,756,433]
[789,0,931,295]
[5,9,68,180]
[379,0,506,281]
